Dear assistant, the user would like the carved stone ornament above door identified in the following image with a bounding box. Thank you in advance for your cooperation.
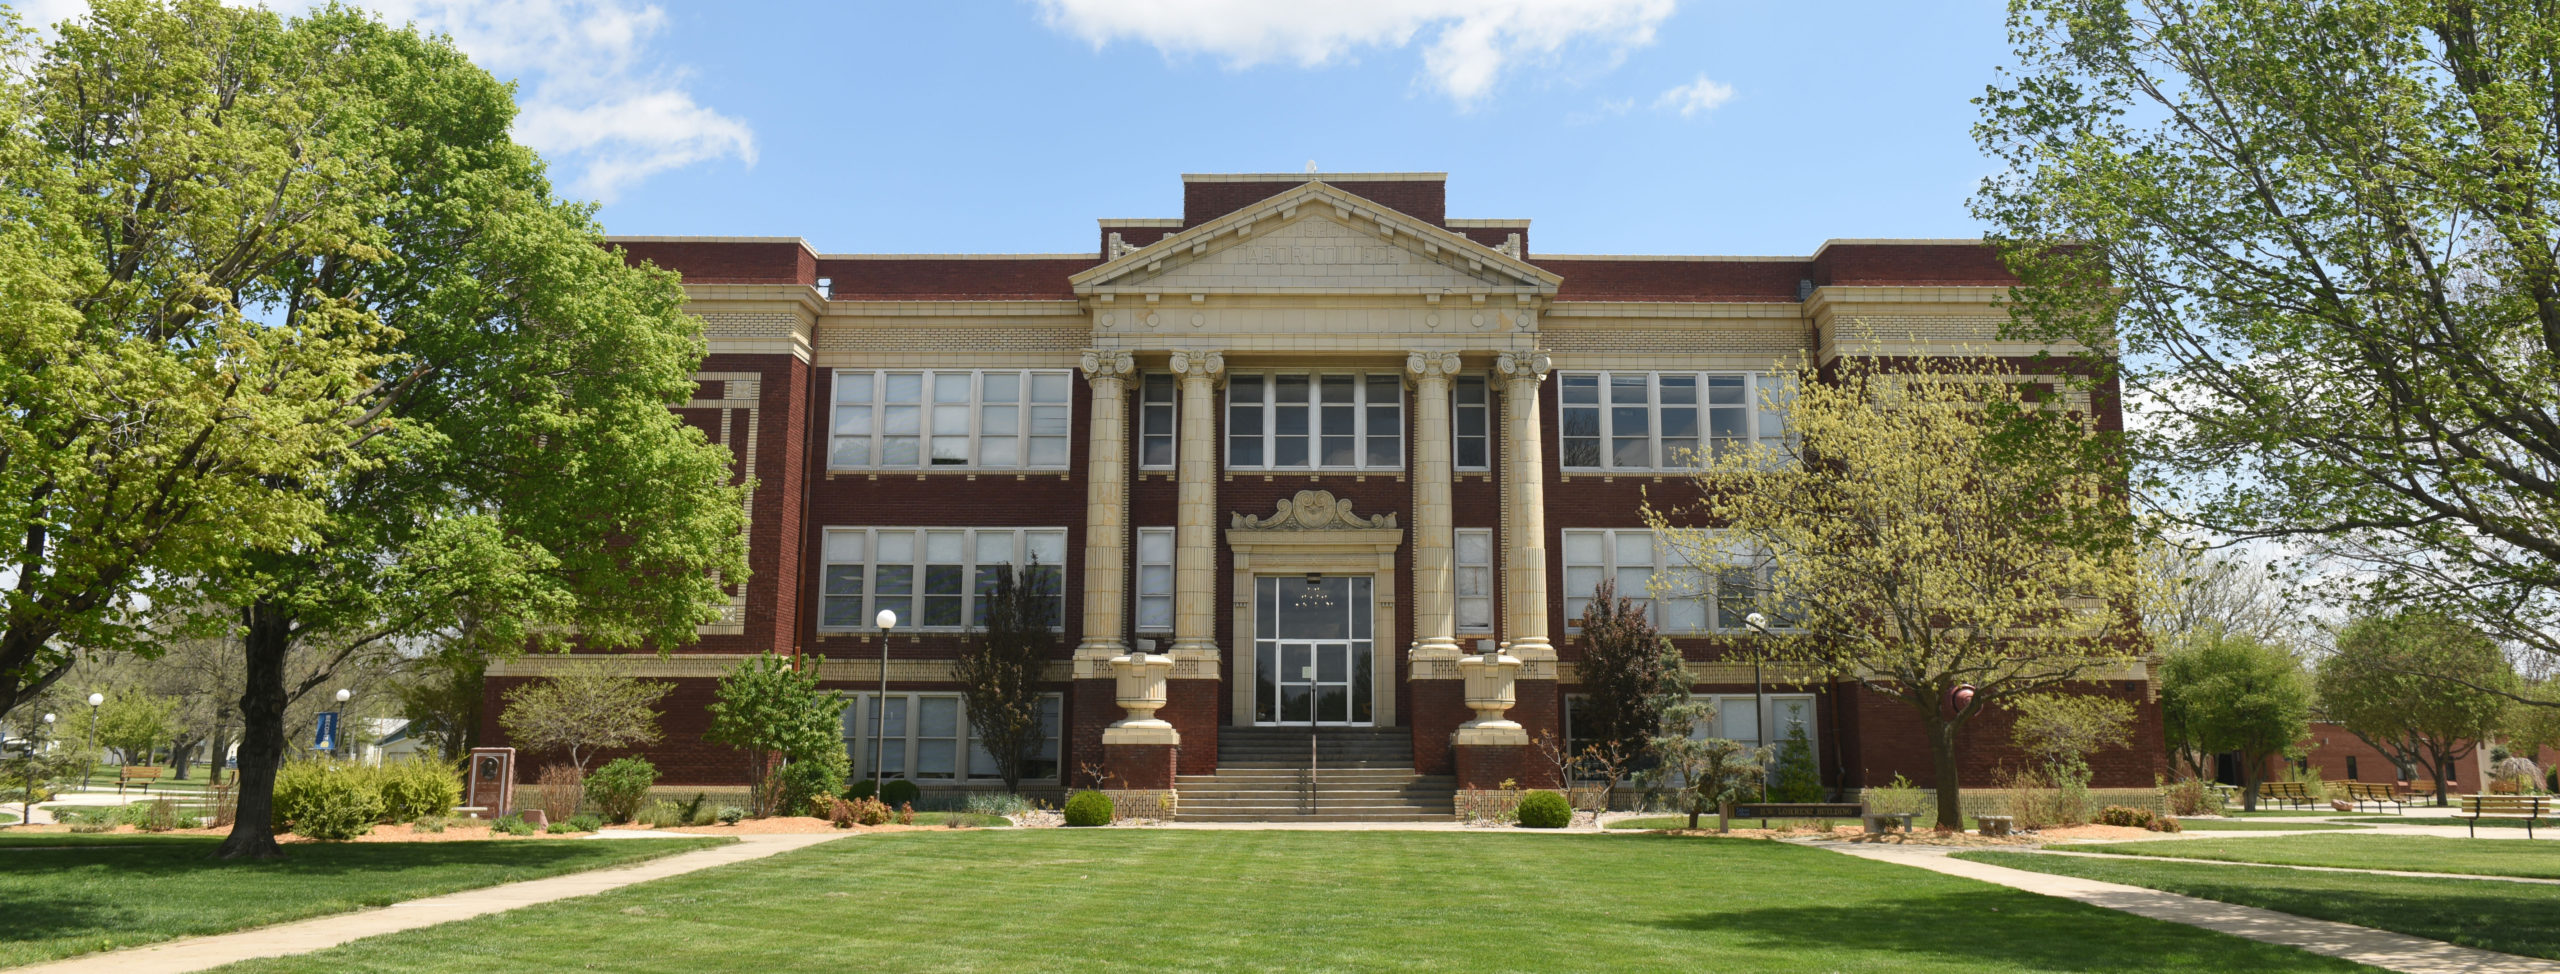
[1230,490,1398,531]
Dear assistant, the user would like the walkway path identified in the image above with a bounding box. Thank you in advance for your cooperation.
[1828,842,2560,974]
[6,832,847,974]
[2023,847,2560,886]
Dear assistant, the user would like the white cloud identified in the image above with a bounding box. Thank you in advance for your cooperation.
[14,0,754,202]
[1653,72,1733,117]
[362,0,755,202]
[1037,0,1677,107]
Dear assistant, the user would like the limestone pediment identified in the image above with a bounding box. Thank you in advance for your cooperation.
[1072,182,1559,297]
[1230,490,1399,531]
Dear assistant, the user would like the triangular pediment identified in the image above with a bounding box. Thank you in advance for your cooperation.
[1071,181,1560,296]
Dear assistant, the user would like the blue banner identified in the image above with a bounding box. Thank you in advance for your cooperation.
[314,711,339,751]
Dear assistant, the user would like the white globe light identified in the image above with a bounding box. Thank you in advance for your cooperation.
[86,693,103,707]
[1745,612,1768,631]
[335,688,352,703]
[875,608,898,630]
[42,713,55,724]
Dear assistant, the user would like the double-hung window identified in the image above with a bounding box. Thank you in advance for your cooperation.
[1561,529,1775,633]
[1134,527,1174,633]
[1453,375,1491,471]
[1456,528,1494,632]
[818,527,1066,631]
[1557,371,1793,471]
[830,369,1072,470]
[1226,373,1403,470]
[1138,374,1176,469]
[843,692,1062,782]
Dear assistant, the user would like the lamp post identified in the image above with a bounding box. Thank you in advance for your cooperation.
[873,609,897,792]
[1744,612,1772,801]
[80,693,103,790]
[333,688,352,761]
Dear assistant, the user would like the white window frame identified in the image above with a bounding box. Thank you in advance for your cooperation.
[1455,528,1494,633]
[817,527,1067,632]
[842,692,1063,783]
[829,369,1073,471]
[1137,373,1177,470]
[1224,372,1405,471]
[1134,527,1174,633]
[1560,529,1777,634]
[1557,370,1793,472]
[1453,374,1492,472]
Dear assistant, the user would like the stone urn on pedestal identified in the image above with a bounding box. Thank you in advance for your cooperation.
[1103,651,1179,790]
[1453,651,1527,745]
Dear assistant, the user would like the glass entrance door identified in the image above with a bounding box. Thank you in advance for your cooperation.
[1254,575,1373,726]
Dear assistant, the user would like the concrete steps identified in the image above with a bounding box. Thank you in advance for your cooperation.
[1177,728,1453,823]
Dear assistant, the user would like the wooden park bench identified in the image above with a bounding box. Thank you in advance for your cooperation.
[116,766,163,795]
[1730,802,1877,831]
[2259,781,2313,809]
[2454,794,2548,838]
[2341,781,2406,814]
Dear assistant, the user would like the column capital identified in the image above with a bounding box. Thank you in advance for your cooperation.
[1496,350,1551,382]
[1168,348,1224,379]
[1078,348,1136,382]
[1404,350,1462,380]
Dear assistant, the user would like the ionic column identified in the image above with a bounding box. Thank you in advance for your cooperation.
[1497,350,1554,661]
[1406,351,1463,663]
[1074,350,1136,676]
[1167,349,1224,668]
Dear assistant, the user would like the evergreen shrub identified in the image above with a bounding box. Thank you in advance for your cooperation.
[1063,790,1113,826]
[880,778,920,808]
[585,757,659,823]
[1517,789,1572,828]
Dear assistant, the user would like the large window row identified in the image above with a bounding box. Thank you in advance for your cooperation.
[1559,371,1791,471]
[1227,373,1403,470]
[1564,693,1816,781]
[842,692,1062,782]
[1561,529,1775,634]
[830,369,1073,470]
[819,527,1066,631]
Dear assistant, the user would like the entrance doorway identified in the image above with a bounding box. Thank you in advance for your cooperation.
[1253,575,1374,726]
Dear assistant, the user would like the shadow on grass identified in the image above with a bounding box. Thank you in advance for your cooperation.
[0,838,708,949]
[1647,889,2363,972]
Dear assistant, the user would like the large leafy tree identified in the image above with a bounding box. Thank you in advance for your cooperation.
[2160,631,2313,811]
[705,654,845,818]
[0,2,396,724]
[2316,611,2513,805]
[1655,349,2146,828]
[15,1,749,859]
[953,564,1057,794]
[1977,0,2560,686]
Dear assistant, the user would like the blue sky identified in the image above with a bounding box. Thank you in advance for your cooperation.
[217,0,2021,257]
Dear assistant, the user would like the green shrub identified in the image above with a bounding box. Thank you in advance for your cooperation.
[964,791,1031,817]
[585,757,659,823]
[879,777,920,809]
[1516,790,1572,828]
[1862,773,1932,825]
[679,792,711,824]
[69,823,112,833]
[376,761,462,822]
[843,778,876,800]
[492,814,535,836]
[2095,804,2182,832]
[547,813,603,834]
[54,806,111,826]
[1062,790,1113,827]
[778,748,848,818]
[274,762,386,840]
[717,805,744,825]
[413,814,449,833]
[1769,725,1824,803]
[176,813,203,830]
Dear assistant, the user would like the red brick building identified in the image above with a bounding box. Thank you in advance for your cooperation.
[480,172,2164,818]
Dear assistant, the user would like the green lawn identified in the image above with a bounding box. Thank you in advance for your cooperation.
[2050,834,2560,879]
[0,835,726,966]
[1963,851,2560,960]
[2331,815,2542,830]
[206,831,2371,974]
[2174,820,2366,832]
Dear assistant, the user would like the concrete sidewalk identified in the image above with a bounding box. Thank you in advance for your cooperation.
[2024,847,2560,885]
[6,832,848,974]
[1830,842,2560,974]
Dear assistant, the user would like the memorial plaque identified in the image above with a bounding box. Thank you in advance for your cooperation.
[465,746,515,817]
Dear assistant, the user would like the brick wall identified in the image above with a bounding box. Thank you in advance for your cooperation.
[1184,178,1446,227]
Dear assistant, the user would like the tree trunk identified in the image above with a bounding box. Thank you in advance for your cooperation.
[1926,715,1963,831]
[1716,799,1732,834]
[170,735,199,780]
[216,599,293,860]
[207,722,231,787]
[2239,750,2263,813]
